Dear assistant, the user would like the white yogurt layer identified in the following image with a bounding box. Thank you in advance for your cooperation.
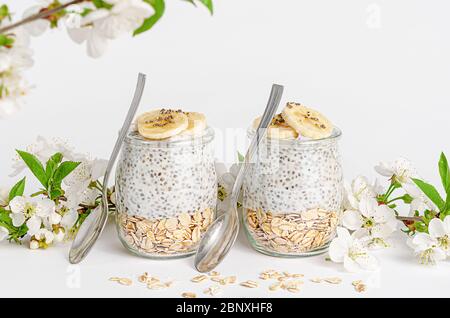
[115,128,217,219]
[243,128,343,214]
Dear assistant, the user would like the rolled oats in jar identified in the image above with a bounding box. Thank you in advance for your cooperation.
[243,103,343,257]
[115,109,217,259]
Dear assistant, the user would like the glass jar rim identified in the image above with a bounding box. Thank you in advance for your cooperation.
[125,126,215,148]
[247,126,342,146]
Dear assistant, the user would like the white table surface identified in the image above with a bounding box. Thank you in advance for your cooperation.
[1,218,448,298]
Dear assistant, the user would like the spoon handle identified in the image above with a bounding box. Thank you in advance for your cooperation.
[69,73,146,264]
[101,73,146,215]
[230,84,284,203]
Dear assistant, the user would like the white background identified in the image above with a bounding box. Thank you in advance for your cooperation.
[1,0,450,298]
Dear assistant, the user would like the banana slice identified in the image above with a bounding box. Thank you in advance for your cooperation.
[252,114,298,139]
[281,102,333,139]
[179,112,207,136]
[137,109,189,140]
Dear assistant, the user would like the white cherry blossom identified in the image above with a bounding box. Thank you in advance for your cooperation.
[375,157,417,184]
[57,201,79,230]
[0,27,33,118]
[9,196,55,235]
[329,227,379,272]
[343,175,378,210]
[428,217,450,255]
[67,0,152,58]
[407,232,446,265]
[342,196,398,248]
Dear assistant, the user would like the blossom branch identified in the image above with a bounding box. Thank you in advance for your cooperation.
[0,0,85,34]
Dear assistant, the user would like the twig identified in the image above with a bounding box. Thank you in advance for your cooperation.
[0,0,84,34]
[396,216,422,222]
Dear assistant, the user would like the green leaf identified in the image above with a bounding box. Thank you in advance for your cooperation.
[92,0,113,9]
[439,152,450,192]
[412,178,445,211]
[45,152,63,180]
[8,177,26,201]
[16,150,48,188]
[53,161,81,185]
[0,34,14,47]
[197,0,213,14]
[134,0,165,36]
[237,151,245,163]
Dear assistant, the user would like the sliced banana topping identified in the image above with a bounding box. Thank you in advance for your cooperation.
[252,114,298,140]
[179,112,207,136]
[281,102,333,139]
[137,109,189,140]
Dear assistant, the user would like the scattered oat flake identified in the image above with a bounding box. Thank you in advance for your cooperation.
[118,278,132,286]
[355,283,367,293]
[138,273,148,283]
[240,280,258,288]
[109,277,121,282]
[191,275,208,283]
[147,282,166,290]
[310,278,323,283]
[204,285,222,296]
[292,274,304,278]
[286,287,300,293]
[352,280,363,286]
[182,292,197,298]
[269,282,282,291]
[209,271,220,276]
[324,277,342,284]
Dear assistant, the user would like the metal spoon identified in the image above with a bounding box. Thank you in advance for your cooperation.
[69,73,147,264]
[194,84,284,272]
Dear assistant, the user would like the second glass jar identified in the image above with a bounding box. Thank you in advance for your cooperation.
[242,128,343,257]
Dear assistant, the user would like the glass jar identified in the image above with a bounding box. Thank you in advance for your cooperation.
[115,128,217,259]
[242,128,343,257]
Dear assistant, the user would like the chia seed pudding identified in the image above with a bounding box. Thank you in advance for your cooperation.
[243,123,343,257]
[115,126,217,259]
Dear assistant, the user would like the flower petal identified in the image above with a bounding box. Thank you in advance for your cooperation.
[86,29,109,58]
[442,216,450,235]
[343,255,360,272]
[342,210,363,230]
[9,196,27,214]
[48,212,62,225]
[26,216,42,236]
[412,233,436,251]
[91,159,108,180]
[328,233,350,263]
[10,212,25,227]
[355,253,379,271]
[61,210,78,229]
[374,162,393,177]
[67,27,89,44]
[428,218,446,239]
[0,226,9,241]
[35,198,55,217]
